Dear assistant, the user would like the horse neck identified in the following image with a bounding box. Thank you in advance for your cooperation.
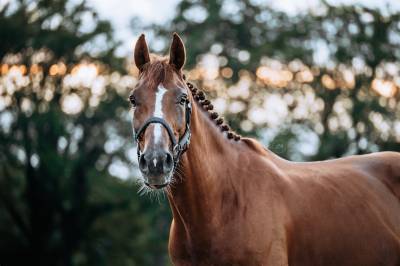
[167,100,239,231]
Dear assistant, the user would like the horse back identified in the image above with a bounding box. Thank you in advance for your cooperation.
[360,151,400,201]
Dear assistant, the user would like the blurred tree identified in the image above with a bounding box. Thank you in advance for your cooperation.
[146,0,400,161]
[0,0,170,265]
[308,4,400,158]
[148,0,316,79]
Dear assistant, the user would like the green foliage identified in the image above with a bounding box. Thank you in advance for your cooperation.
[149,0,315,79]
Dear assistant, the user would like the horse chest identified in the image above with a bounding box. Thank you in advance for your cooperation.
[170,236,264,266]
[169,218,287,266]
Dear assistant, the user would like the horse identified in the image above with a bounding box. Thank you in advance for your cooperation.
[129,33,400,265]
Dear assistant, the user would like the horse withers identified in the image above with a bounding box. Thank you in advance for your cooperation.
[130,33,400,265]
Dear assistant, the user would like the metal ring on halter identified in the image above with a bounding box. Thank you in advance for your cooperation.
[134,100,192,168]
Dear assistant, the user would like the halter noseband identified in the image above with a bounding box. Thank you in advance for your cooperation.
[134,99,192,168]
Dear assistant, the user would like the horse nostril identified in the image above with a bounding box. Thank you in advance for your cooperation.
[139,155,148,173]
[141,150,173,176]
[164,152,173,172]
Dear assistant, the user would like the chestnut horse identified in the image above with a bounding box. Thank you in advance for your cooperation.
[130,33,400,265]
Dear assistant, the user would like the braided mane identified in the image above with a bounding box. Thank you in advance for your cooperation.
[184,76,241,141]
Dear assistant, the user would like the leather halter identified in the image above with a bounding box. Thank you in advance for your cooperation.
[134,99,192,168]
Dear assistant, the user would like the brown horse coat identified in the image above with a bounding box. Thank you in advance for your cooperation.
[131,34,400,266]
[168,99,400,265]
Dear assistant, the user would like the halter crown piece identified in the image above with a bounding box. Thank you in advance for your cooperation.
[134,94,192,169]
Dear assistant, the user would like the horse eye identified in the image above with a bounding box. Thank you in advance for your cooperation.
[178,94,188,105]
[129,94,137,107]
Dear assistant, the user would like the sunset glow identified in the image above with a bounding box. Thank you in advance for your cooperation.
[372,79,397,97]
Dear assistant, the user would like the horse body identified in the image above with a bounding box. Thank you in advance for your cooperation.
[131,33,400,265]
[283,153,400,265]
[167,98,400,265]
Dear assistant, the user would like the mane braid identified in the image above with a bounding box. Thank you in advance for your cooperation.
[185,81,241,141]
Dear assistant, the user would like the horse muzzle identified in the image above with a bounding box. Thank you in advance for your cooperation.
[138,149,173,189]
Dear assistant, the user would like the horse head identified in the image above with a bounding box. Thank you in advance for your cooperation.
[130,33,191,189]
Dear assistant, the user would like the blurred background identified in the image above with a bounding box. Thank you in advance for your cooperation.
[1,0,400,265]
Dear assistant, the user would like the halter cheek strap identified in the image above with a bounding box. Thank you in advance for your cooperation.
[134,100,192,168]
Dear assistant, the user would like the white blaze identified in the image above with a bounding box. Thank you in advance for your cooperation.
[153,84,167,145]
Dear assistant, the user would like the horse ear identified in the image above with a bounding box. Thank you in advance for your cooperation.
[134,34,150,72]
[169,33,186,71]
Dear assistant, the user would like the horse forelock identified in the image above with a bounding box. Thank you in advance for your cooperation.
[140,55,175,88]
